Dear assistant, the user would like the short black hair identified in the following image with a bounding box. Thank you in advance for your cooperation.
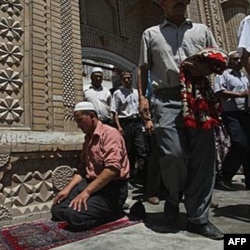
[120,71,132,78]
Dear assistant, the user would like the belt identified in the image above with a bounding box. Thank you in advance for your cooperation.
[119,115,141,122]
[153,86,181,99]
[223,110,249,114]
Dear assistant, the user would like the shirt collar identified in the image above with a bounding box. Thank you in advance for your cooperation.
[120,85,134,93]
[160,17,192,29]
[90,85,103,91]
[228,69,242,77]
[85,121,103,142]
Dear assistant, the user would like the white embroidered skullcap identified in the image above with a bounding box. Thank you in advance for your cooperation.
[91,67,103,75]
[228,51,238,56]
[74,102,96,112]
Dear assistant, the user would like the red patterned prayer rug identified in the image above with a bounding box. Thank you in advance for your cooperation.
[0,216,139,250]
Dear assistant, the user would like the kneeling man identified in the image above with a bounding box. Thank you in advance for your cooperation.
[51,102,129,231]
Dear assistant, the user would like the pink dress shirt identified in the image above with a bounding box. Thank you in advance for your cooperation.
[82,121,130,180]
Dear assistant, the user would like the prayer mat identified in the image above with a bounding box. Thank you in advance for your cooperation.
[0,216,139,250]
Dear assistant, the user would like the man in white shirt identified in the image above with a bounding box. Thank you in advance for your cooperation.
[84,67,112,125]
[111,71,147,188]
[238,15,250,76]
[214,51,250,191]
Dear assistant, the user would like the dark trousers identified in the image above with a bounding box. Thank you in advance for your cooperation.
[51,179,128,230]
[214,124,230,183]
[221,111,250,188]
[145,133,162,198]
[120,119,147,180]
[151,94,215,224]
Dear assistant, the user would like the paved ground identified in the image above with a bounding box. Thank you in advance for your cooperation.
[52,175,250,250]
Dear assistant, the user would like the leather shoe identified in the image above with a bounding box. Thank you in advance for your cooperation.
[210,201,219,208]
[215,181,234,191]
[148,196,160,205]
[164,202,179,225]
[187,221,224,240]
[128,181,134,190]
[122,203,130,210]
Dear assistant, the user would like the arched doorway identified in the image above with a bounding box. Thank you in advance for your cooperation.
[82,47,137,91]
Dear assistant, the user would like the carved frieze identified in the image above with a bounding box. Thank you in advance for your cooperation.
[0,154,9,168]
[0,153,13,189]
[0,0,23,16]
[0,42,23,67]
[0,152,79,221]
[0,205,12,221]
[52,165,75,192]
[0,95,23,124]
[3,170,54,206]
[0,68,23,94]
[0,17,24,41]
[0,0,24,127]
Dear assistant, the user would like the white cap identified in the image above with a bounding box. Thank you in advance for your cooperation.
[91,67,103,75]
[228,51,238,56]
[74,101,96,112]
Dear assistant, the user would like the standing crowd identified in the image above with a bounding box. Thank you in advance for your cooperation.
[51,0,250,241]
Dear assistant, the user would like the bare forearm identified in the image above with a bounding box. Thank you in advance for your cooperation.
[84,167,119,195]
[217,90,248,99]
[241,49,250,75]
[138,65,149,97]
[65,174,83,191]
[113,113,121,129]
[137,64,152,123]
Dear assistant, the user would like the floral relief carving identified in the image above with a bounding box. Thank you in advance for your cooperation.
[0,205,12,221]
[0,42,23,67]
[0,0,23,16]
[52,165,74,192]
[0,68,23,94]
[2,168,54,207]
[0,95,23,124]
[0,17,24,41]
[0,154,10,168]
[0,153,13,186]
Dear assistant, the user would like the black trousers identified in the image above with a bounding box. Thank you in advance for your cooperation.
[120,118,147,180]
[221,111,250,188]
[145,133,162,198]
[51,179,128,230]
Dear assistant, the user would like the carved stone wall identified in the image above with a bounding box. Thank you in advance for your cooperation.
[0,0,24,126]
[0,131,83,225]
[0,0,83,131]
[188,0,249,51]
[0,149,80,224]
[0,0,84,225]
[221,0,249,51]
